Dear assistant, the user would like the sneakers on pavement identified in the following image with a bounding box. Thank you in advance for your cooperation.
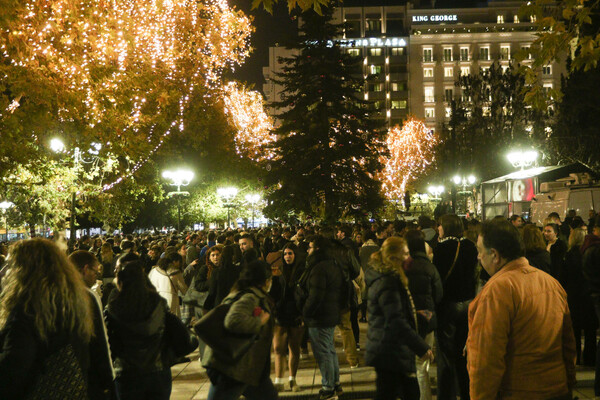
[318,389,338,400]
[335,383,344,396]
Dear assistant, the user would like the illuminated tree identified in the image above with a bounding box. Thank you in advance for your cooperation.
[380,117,438,203]
[0,0,253,228]
[222,81,275,162]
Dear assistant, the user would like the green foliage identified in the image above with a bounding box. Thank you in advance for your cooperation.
[436,63,550,181]
[550,64,600,171]
[517,0,600,106]
[264,7,386,223]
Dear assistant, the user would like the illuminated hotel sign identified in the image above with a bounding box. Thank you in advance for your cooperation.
[334,37,407,47]
[412,14,458,23]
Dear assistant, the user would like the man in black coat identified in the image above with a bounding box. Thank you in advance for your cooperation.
[302,235,344,400]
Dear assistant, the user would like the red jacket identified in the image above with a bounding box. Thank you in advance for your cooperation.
[467,257,576,399]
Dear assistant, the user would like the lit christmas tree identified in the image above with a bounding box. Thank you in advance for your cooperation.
[381,117,438,203]
[222,81,275,162]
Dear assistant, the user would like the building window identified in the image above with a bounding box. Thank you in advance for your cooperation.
[481,66,490,75]
[444,67,453,78]
[386,19,404,35]
[460,66,470,76]
[445,107,452,118]
[444,88,453,102]
[370,48,382,56]
[391,47,405,56]
[371,83,384,92]
[425,107,435,118]
[521,45,532,59]
[460,47,469,61]
[347,48,360,56]
[391,100,407,109]
[501,65,510,73]
[392,82,407,91]
[423,68,434,78]
[370,65,383,74]
[443,48,453,62]
[424,87,434,103]
[479,46,490,61]
[497,15,504,23]
[366,19,382,36]
[514,15,520,23]
[423,48,433,62]
[542,65,552,75]
[543,83,553,94]
[345,20,362,37]
[500,46,510,60]
[531,15,537,23]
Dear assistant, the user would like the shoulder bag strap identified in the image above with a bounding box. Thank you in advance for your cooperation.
[445,241,461,281]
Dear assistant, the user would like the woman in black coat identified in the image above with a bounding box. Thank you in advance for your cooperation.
[270,243,305,392]
[365,237,433,400]
[106,258,196,400]
[432,214,478,400]
[0,238,114,400]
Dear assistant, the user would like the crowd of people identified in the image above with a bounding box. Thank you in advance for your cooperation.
[0,209,598,400]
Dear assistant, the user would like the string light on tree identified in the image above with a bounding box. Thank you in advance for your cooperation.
[2,0,253,192]
[222,81,275,162]
[380,116,438,202]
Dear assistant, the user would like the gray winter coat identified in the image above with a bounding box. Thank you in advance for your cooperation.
[201,286,274,386]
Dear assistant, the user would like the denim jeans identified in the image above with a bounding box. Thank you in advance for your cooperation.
[205,367,277,400]
[308,326,340,391]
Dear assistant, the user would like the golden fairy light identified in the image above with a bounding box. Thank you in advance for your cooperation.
[380,116,438,200]
[222,81,275,162]
[1,0,253,191]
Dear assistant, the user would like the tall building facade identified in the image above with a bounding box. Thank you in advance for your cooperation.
[262,0,565,131]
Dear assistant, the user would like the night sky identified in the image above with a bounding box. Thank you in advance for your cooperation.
[230,0,482,90]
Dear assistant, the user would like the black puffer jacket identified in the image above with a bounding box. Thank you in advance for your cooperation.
[405,252,443,336]
[302,250,344,328]
[105,294,168,376]
[433,237,478,304]
[364,264,429,374]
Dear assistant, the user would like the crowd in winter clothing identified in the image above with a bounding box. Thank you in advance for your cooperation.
[0,209,598,400]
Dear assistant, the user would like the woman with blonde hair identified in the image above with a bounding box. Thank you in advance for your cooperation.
[365,237,434,400]
[0,238,113,400]
[522,224,551,274]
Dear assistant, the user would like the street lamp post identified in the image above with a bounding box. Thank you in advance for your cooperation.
[217,187,238,229]
[245,194,260,228]
[162,169,194,232]
[50,138,102,247]
[507,150,538,170]
[0,201,13,241]
[453,175,477,215]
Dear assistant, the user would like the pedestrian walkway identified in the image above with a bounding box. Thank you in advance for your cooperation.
[171,322,598,399]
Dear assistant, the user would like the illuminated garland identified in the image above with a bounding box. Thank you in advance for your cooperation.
[222,81,275,162]
[380,116,438,200]
[2,0,253,191]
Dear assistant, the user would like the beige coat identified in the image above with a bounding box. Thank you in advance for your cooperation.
[466,257,576,400]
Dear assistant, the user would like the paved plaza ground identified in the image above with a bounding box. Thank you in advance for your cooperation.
[170,322,597,400]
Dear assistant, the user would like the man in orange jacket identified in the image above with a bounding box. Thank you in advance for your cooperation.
[467,219,576,400]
